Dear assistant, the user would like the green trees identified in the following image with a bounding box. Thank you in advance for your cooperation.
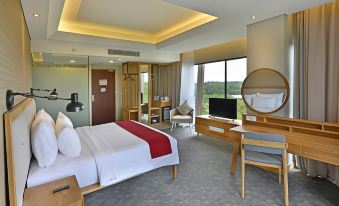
[201,81,246,119]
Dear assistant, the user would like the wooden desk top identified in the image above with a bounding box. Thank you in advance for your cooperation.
[153,101,172,108]
[230,114,339,166]
[24,176,83,206]
[123,108,139,112]
[150,107,161,111]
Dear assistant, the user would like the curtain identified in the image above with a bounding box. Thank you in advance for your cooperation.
[180,52,195,111]
[158,62,181,107]
[293,0,339,186]
[195,64,204,115]
[152,63,181,108]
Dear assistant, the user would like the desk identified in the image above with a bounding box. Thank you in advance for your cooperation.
[229,114,339,174]
[195,115,241,174]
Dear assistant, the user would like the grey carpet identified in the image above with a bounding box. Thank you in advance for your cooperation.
[85,127,339,206]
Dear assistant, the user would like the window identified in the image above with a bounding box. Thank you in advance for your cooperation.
[195,57,247,119]
[202,61,225,114]
[226,58,247,119]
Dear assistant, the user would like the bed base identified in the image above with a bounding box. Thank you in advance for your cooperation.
[81,165,178,195]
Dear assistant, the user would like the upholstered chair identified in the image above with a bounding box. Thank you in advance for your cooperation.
[241,132,289,206]
[170,100,194,132]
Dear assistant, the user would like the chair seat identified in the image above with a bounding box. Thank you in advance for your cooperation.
[245,151,282,165]
[171,115,193,123]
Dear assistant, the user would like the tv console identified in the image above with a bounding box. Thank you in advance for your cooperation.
[195,115,241,174]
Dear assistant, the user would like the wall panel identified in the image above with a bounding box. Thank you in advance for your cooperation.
[0,0,32,205]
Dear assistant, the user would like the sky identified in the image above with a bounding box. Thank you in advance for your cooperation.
[194,58,247,82]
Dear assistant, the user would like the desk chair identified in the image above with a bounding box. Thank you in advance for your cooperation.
[241,132,289,206]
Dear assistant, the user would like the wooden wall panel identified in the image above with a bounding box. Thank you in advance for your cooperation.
[0,0,32,205]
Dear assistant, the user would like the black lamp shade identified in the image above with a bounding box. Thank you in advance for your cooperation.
[66,93,84,112]
[48,89,58,101]
[6,90,14,110]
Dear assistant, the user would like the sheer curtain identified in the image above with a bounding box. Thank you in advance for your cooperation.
[293,0,339,186]
[180,52,195,111]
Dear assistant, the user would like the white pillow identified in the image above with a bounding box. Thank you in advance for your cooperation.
[31,119,58,168]
[35,109,55,127]
[252,95,277,110]
[257,92,284,108]
[55,121,81,157]
[56,112,73,128]
[244,94,256,106]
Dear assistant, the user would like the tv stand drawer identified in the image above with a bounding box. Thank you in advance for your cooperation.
[195,115,240,142]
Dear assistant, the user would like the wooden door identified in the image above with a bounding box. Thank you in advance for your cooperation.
[92,69,115,125]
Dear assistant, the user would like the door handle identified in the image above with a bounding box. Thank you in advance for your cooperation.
[92,95,95,102]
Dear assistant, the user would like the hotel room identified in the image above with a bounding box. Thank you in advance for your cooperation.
[0,0,338,206]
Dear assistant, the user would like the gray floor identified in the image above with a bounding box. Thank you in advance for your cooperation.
[85,127,339,206]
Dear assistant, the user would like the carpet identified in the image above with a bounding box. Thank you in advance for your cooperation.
[84,127,339,206]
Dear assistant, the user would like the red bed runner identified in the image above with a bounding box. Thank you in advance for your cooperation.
[115,120,172,158]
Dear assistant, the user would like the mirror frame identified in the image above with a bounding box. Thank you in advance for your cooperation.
[241,68,290,114]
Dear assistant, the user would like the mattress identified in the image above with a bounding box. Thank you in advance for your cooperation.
[76,121,179,186]
[27,121,179,188]
[27,137,98,188]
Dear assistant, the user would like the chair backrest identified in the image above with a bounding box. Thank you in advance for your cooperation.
[243,132,285,155]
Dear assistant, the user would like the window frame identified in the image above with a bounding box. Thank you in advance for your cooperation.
[194,56,247,99]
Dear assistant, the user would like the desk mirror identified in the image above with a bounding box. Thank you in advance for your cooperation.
[241,68,290,114]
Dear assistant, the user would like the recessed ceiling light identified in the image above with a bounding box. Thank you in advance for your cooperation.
[69,60,75,63]
[108,60,114,63]
[251,16,256,19]
[33,13,40,17]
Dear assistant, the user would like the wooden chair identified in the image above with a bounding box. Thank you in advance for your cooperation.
[241,132,289,206]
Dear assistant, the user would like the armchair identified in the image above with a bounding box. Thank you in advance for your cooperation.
[170,108,194,132]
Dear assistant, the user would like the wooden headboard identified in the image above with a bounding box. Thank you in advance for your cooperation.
[4,98,36,206]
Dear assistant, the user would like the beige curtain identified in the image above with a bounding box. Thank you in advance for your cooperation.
[156,62,181,107]
[293,0,339,186]
[195,64,204,115]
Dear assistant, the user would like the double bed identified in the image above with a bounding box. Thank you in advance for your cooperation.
[4,98,179,205]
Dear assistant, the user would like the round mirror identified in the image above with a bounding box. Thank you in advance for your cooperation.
[241,68,290,114]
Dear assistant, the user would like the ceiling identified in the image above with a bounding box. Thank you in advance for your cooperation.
[32,53,124,68]
[22,0,331,63]
[59,0,216,43]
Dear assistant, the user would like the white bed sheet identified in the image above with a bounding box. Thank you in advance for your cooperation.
[27,137,98,188]
[76,121,179,186]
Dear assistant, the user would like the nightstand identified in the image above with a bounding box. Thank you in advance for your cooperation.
[24,175,84,206]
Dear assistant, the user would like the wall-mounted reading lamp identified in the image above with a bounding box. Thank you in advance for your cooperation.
[6,88,84,112]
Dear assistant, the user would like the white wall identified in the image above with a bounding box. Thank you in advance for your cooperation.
[194,37,247,64]
[247,15,287,73]
[32,66,90,127]
[247,15,293,117]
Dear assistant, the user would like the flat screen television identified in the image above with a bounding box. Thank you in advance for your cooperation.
[209,98,237,120]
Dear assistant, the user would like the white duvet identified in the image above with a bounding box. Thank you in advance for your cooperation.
[76,121,179,186]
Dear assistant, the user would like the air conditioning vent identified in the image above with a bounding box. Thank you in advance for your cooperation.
[108,49,140,57]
